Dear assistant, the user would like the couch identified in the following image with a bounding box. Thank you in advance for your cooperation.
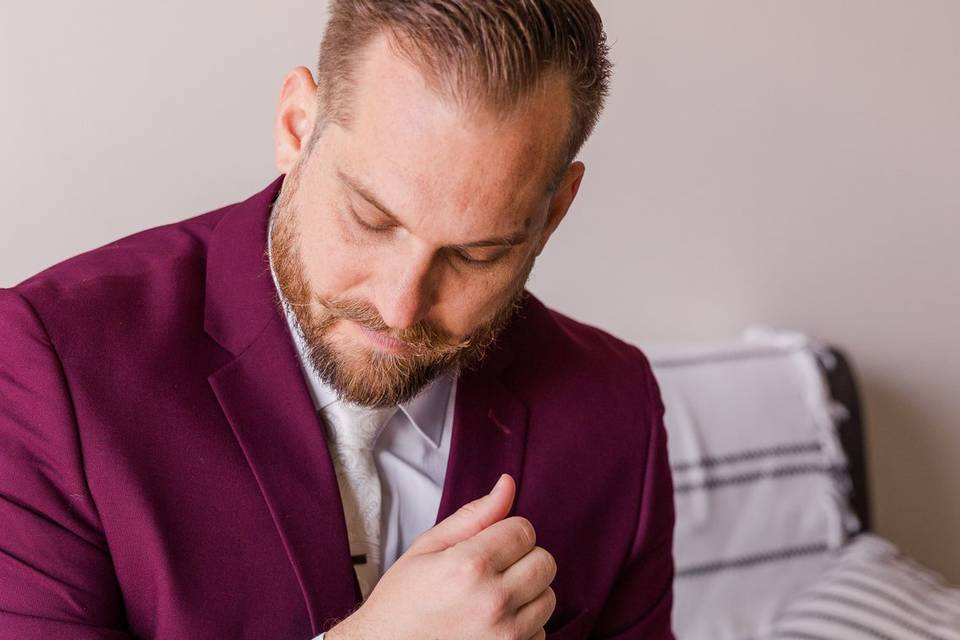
[645,327,960,639]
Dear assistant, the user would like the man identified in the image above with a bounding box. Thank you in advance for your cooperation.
[0,1,675,638]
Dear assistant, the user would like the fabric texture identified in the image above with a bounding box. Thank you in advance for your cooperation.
[318,400,396,601]
[0,174,676,639]
[764,533,960,639]
[645,328,857,639]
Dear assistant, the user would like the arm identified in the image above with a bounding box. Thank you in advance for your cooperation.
[590,364,676,639]
[0,289,131,639]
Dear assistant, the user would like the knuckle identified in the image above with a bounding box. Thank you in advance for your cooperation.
[459,551,489,581]
[496,622,524,640]
[482,585,510,621]
[545,586,557,613]
[531,588,557,632]
[512,516,536,547]
[529,546,556,585]
[458,500,482,518]
[541,548,558,583]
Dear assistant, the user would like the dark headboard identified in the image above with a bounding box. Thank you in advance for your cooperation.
[819,346,871,534]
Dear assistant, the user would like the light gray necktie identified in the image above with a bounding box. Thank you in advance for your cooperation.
[319,400,397,601]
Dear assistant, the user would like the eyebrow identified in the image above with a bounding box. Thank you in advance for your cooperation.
[336,168,531,248]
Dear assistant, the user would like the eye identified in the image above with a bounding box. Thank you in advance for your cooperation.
[452,248,506,269]
[349,206,392,233]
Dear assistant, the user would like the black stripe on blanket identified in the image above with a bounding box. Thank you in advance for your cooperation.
[767,536,960,640]
[673,463,847,494]
[768,632,832,640]
[825,574,957,626]
[676,542,830,579]
[775,610,901,640]
[792,592,951,640]
[854,563,960,616]
[671,441,822,473]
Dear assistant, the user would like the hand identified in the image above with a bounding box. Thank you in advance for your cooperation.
[327,473,557,640]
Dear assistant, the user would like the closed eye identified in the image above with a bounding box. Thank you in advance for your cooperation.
[349,206,393,233]
[452,248,508,268]
[349,205,509,267]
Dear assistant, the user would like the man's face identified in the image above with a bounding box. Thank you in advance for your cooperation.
[271,33,578,407]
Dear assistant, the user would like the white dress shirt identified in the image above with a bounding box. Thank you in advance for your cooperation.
[283,307,457,575]
[266,208,456,639]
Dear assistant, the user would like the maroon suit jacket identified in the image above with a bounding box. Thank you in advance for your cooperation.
[0,175,675,639]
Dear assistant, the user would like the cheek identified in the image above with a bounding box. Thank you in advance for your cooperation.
[295,201,369,297]
[436,268,520,335]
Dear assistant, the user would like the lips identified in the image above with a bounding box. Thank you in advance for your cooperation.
[354,322,410,353]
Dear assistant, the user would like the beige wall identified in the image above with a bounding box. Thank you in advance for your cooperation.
[2,2,958,581]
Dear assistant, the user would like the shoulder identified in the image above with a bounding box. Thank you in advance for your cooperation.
[511,292,656,387]
[15,204,226,305]
[500,292,662,431]
[13,205,232,326]
[7,199,235,360]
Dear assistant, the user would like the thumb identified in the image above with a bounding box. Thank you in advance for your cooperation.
[407,473,515,555]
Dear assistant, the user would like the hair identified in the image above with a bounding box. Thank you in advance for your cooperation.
[308,0,612,192]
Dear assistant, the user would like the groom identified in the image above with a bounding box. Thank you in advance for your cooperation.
[0,1,675,638]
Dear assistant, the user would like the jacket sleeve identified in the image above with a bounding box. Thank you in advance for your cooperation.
[590,361,676,639]
[0,289,132,639]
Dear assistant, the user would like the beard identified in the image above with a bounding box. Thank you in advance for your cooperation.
[268,163,534,408]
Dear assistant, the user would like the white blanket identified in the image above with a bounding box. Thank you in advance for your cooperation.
[645,325,860,639]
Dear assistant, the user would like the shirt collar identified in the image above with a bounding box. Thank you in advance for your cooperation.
[267,201,454,449]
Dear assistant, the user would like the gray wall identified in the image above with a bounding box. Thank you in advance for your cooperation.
[2,2,958,581]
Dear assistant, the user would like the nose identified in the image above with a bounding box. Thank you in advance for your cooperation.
[375,244,438,331]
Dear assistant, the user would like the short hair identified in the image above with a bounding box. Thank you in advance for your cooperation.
[309,0,613,192]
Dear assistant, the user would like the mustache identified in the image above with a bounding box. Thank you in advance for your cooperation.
[315,295,471,357]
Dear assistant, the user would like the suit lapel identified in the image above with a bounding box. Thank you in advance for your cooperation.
[208,314,361,631]
[204,175,360,632]
[436,357,530,525]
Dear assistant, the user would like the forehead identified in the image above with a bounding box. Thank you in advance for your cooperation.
[327,32,570,234]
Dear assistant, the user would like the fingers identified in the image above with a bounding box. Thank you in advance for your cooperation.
[500,545,557,609]
[407,473,515,555]
[514,586,556,639]
[453,515,538,573]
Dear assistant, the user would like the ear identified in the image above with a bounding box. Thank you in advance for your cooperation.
[534,161,585,257]
[274,66,319,173]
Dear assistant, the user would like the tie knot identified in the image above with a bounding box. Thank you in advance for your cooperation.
[320,401,398,451]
